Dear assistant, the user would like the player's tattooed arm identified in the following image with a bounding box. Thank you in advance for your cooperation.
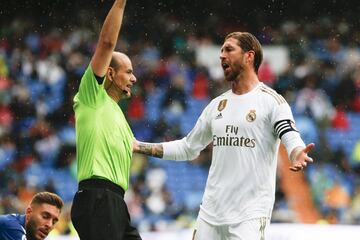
[133,140,164,158]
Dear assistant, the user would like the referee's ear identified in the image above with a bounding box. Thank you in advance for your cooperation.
[104,68,114,90]
[107,67,115,80]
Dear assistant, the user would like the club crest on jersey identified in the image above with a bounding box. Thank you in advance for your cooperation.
[218,99,227,111]
[246,109,256,122]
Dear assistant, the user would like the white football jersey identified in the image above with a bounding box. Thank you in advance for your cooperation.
[162,82,304,224]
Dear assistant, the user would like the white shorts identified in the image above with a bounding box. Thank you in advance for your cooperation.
[193,217,270,240]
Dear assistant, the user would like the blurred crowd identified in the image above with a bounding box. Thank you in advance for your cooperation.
[1,2,360,235]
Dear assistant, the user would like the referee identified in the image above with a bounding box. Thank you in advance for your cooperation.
[70,1,141,239]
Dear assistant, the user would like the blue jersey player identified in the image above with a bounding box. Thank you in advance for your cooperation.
[0,214,27,240]
[0,192,63,240]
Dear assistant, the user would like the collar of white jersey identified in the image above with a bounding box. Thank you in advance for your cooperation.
[229,82,262,98]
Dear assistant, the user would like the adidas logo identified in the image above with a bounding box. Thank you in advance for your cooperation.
[215,112,223,119]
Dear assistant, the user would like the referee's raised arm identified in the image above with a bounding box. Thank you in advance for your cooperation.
[91,0,127,77]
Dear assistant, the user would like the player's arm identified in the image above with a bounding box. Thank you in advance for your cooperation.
[274,119,315,172]
[91,0,127,77]
[133,141,164,158]
[270,92,315,171]
[133,104,213,160]
[133,137,199,161]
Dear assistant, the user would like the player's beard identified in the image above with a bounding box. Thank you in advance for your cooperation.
[25,218,38,240]
[225,63,243,82]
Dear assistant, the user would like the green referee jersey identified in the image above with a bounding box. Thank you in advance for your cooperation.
[73,65,134,191]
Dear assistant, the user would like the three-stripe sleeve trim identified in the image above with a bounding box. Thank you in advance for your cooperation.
[260,86,286,105]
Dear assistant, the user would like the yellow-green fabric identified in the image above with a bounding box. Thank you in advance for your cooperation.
[73,65,134,190]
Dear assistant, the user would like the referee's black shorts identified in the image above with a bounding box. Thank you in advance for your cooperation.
[71,178,142,240]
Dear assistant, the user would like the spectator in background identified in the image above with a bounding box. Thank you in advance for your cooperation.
[294,73,334,123]
[161,73,188,124]
[258,60,276,87]
[192,69,210,100]
[331,106,349,131]
[323,180,351,222]
[351,67,360,112]
[349,185,360,223]
[0,192,63,240]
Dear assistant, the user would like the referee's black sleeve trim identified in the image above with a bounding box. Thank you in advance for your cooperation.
[94,74,105,84]
[274,119,298,139]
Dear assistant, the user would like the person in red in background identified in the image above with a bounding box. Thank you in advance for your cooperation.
[258,60,276,87]
[127,87,145,121]
[192,69,209,100]
[331,106,349,131]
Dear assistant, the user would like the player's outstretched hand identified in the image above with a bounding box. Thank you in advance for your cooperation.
[289,143,315,172]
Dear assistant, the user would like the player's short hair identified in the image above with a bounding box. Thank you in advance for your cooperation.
[225,32,263,74]
[30,192,64,211]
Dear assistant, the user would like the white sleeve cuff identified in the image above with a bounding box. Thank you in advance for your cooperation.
[281,131,306,159]
[161,140,189,161]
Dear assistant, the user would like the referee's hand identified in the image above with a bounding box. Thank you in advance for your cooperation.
[289,143,315,172]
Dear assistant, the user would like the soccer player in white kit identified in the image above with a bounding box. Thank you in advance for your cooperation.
[134,32,314,240]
